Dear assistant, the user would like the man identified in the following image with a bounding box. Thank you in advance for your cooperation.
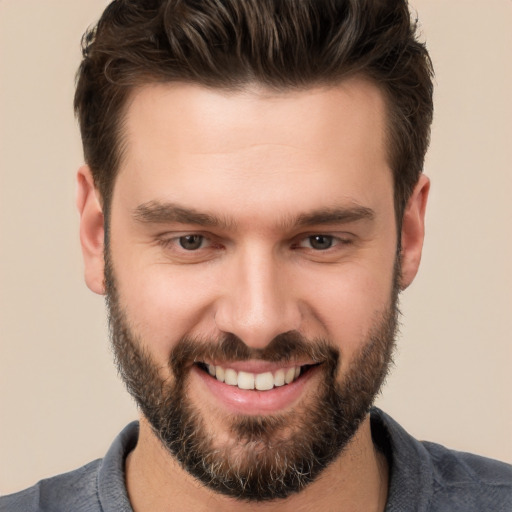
[1,0,510,510]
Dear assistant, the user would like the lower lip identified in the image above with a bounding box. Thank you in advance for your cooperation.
[192,365,320,415]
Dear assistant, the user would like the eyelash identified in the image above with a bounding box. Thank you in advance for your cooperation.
[293,234,352,251]
[157,233,353,253]
[158,234,215,251]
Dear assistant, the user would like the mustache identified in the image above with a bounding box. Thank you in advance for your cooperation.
[169,331,340,376]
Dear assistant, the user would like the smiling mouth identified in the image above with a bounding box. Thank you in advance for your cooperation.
[195,362,319,391]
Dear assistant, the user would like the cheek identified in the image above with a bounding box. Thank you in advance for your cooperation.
[114,262,220,362]
[299,259,396,360]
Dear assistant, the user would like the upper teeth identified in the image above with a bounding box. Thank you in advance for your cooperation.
[207,364,301,391]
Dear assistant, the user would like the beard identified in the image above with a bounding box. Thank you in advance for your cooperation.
[105,253,399,502]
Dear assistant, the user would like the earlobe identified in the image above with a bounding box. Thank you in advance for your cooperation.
[399,174,430,290]
[76,165,106,295]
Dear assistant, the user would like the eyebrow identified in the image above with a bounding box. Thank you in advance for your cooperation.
[133,201,234,229]
[132,201,375,230]
[293,206,375,227]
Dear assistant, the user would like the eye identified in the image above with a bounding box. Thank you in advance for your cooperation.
[157,232,224,262]
[178,235,204,250]
[305,235,335,250]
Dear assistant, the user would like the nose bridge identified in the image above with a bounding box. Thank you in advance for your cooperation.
[215,244,301,348]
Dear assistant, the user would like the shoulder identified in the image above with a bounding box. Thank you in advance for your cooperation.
[370,408,512,511]
[0,459,102,512]
[0,421,139,512]
[422,440,512,510]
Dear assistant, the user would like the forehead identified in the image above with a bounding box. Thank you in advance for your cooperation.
[122,78,388,162]
[114,79,392,224]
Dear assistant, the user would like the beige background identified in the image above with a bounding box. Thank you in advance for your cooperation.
[1,0,511,495]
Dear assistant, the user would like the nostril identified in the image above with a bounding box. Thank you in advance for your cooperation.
[213,312,303,350]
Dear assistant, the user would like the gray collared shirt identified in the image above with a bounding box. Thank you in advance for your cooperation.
[2,408,511,511]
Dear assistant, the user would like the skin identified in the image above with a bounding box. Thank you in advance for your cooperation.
[77,78,429,511]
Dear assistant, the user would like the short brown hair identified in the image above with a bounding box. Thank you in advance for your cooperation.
[74,0,433,220]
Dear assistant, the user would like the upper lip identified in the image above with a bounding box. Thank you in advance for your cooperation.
[199,360,316,373]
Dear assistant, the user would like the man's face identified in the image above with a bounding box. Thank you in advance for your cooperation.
[102,79,404,499]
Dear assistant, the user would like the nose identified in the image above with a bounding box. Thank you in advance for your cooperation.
[214,247,302,349]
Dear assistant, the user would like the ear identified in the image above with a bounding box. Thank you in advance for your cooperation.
[399,174,430,290]
[76,165,106,295]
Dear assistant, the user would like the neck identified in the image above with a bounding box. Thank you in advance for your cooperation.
[125,414,388,512]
